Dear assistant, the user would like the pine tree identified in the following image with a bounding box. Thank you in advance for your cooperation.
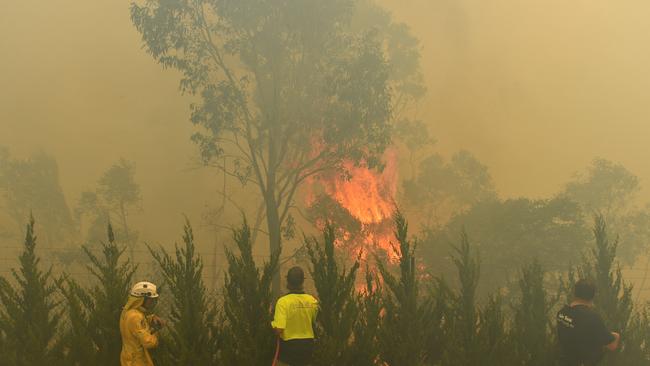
[425,278,453,365]
[220,219,279,365]
[306,224,360,365]
[442,230,481,365]
[0,216,61,366]
[349,267,383,366]
[510,260,556,366]
[377,212,432,366]
[582,215,634,365]
[57,222,137,365]
[477,294,509,365]
[56,277,95,365]
[149,220,220,365]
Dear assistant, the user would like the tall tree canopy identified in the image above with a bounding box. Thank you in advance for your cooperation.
[0,148,74,246]
[561,158,650,262]
[131,0,399,292]
[76,158,141,257]
[422,197,590,293]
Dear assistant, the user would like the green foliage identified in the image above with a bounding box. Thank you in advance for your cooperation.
[0,150,75,245]
[306,225,360,365]
[130,0,399,294]
[0,216,61,365]
[220,220,279,365]
[404,151,497,227]
[2,215,650,365]
[477,294,509,365]
[56,277,95,365]
[564,158,639,216]
[349,268,383,366]
[442,230,481,365]
[57,222,137,365]
[510,260,556,366]
[77,159,141,257]
[563,158,650,262]
[424,197,590,293]
[580,215,634,365]
[377,212,432,365]
[149,220,219,365]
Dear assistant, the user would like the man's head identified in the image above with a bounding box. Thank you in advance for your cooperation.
[130,281,160,311]
[286,266,305,292]
[574,278,596,302]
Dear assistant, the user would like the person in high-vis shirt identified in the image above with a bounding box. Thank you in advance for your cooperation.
[272,266,319,366]
[120,281,166,366]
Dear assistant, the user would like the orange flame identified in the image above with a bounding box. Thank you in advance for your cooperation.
[317,149,399,261]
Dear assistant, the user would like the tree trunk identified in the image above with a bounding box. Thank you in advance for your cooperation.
[119,201,133,261]
[265,193,282,297]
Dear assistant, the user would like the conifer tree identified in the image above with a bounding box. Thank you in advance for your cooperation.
[442,230,481,365]
[306,225,360,365]
[220,220,279,365]
[349,267,383,366]
[582,215,634,365]
[57,222,137,365]
[0,216,61,366]
[477,294,509,365]
[149,220,220,365]
[510,260,556,366]
[377,212,432,366]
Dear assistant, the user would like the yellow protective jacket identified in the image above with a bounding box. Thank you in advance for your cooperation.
[120,296,158,366]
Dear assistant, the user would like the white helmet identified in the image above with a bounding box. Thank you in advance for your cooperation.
[130,281,159,298]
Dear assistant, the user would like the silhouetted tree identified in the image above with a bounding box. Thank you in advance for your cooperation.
[377,212,432,365]
[57,222,137,365]
[581,215,633,365]
[441,230,481,365]
[149,220,219,365]
[307,225,360,365]
[77,159,141,259]
[0,216,61,365]
[220,220,279,365]
[510,260,556,366]
[0,150,75,246]
[131,0,395,294]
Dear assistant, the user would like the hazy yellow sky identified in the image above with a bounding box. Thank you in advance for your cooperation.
[2,0,650,243]
[383,0,650,198]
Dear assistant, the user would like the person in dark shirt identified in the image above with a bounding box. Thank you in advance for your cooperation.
[556,279,620,365]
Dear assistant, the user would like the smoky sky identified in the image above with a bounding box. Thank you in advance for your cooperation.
[2,0,650,243]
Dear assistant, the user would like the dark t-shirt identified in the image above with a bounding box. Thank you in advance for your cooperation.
[556,304,615,366]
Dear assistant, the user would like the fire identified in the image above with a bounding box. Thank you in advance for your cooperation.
[311,149,400,261]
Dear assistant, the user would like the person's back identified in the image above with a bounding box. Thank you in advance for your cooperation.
[556,279,619,366]
[120,308,158,366]
[272,267,319,366]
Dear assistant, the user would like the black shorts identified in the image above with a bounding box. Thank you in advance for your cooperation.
[278,338,314,366]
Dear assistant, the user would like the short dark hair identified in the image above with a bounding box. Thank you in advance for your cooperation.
[574,278,596,301]
[286,266,305,291]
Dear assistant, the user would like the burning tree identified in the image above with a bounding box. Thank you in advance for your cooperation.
[304,1,429,263]
[131,0,394,294]
[306,150,400,261]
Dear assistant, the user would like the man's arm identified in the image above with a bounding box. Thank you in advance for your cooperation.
[128,312,158,349]
[605,332,620,352]
[271,299,286,338]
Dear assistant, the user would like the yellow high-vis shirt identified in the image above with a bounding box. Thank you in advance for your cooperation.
[271,293,319,341]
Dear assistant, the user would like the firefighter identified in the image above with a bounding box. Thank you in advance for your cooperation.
[120,281,165,366]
